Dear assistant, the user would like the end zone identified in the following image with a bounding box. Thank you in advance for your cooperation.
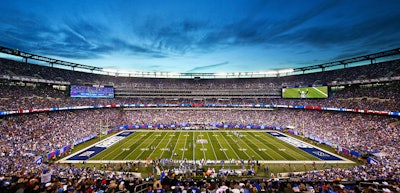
[60,131,135,163]
[267,131,354,163]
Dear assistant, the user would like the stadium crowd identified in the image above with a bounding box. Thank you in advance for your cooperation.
[0,109,399,187]
[1,56,400,113]
[1,58,400,192]
[1,82,400,112]
[1,57,400,88]
[1,165,399,193]
[0,109,124,176]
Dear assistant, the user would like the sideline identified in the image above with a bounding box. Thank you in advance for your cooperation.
[59,130,355,164]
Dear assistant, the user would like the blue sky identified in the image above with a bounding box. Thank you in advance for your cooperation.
[0,0,399,73]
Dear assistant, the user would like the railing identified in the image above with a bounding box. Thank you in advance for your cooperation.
[134,182,153,193]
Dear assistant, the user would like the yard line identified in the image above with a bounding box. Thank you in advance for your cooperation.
[198,132,207,159]
[182,131,189,160]
[261,132,317,160]
[124,131,163,160]
[170,131,183,160]
[144,131,170,160]
[269,133,321,160]
[210,131,230,160]
[239,133,277,160]
[217,132,241,160]
[248,132,295,160]
[244,133,285,160]
[312,87,328,97]
[192,133,196,160]
[206,131,222,160]
[253,132,309,160]
[96,131,147,160]
[117,133,155,160]
[225,132,263,160]
[159,132,176,158]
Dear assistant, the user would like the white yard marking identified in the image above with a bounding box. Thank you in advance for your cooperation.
[312,87,328,97]
[209,132,229,159]
[98,132,148,160]
[133,131,168,160]
[247,133,290,160]
[170,132,183,159]
[60,130,354,165]
[218,133,241,159]
[205,132,219,160]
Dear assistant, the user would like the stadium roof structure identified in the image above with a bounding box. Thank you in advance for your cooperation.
[0,46,102,72]
[1,45,400,78]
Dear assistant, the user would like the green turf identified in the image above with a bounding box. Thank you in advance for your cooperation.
[91,131,319,161]
[282,86,328,99]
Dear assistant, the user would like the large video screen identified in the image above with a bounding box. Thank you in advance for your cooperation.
[282,86,328,99]
[70,85,114,98]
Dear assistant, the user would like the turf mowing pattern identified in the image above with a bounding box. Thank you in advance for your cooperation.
[282,86,328,99]
[87,131,323,162]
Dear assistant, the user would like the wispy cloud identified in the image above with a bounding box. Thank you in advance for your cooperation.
[0,0,399,72]
[186,61,229,72]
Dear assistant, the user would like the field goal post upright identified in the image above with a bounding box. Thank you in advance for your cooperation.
[106,118,109,137]
[99,119,102,141]
[99,118,109,141]
[302,121,305,141]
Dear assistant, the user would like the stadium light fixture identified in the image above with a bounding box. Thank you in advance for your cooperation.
[168,72,181,76]
[265,71,278,75]
[125,70,140,75]
[278,68,294,74]
[103,68,118,73]
[214,72,228,76]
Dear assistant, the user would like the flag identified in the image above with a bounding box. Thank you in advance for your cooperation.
[368,157,379,165]
[35,156,43,165]
[48,151,55,159]
[41,172,51,183]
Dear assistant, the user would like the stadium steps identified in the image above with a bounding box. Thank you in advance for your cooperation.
[6,70,16,76]
[34,74,43,79]
[388,121,400,127]
[54,76,65,81]
[385,71,394,77]
[357,75,366,79]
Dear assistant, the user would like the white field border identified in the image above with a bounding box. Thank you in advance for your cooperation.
[59,130,354,164]
[312,86,328,97]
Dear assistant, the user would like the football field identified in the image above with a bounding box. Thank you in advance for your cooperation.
[62,130,353,164]
[282,86,328,99]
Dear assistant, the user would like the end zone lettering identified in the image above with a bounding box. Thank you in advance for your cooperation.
[96,136,125,148]
[267,132,343,161]
[67,131,134,161]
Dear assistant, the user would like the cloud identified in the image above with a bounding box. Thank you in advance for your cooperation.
[151,54,167,58]
[186,61,229,72]
[0,0,399,72]
[269,10,400,50]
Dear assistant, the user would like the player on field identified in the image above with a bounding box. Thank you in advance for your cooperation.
[298,88,309,98]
